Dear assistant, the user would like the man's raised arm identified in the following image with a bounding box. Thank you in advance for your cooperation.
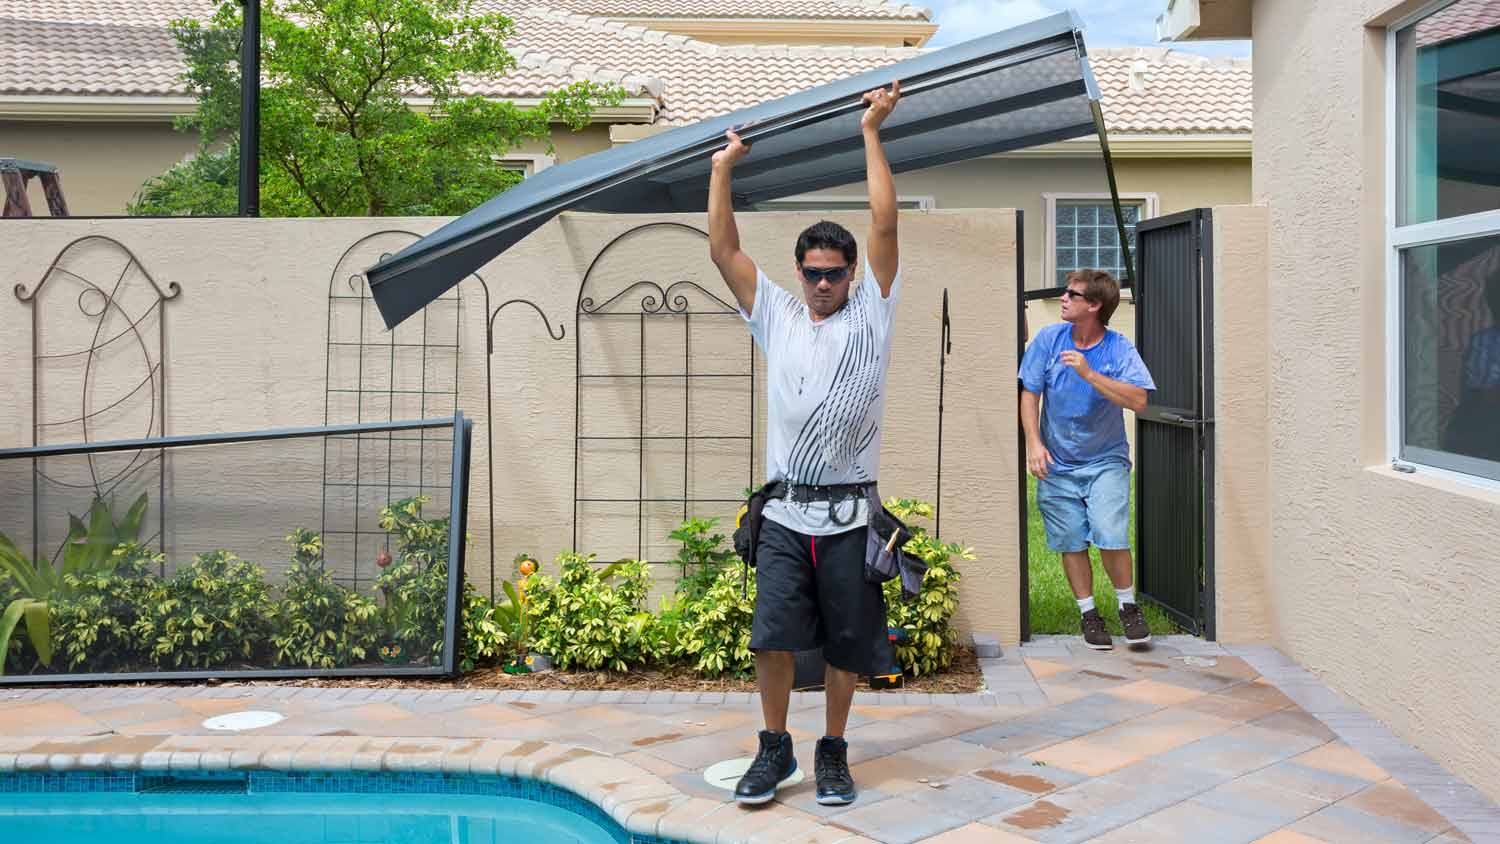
[708,130,759,314]
[861,81,901,296]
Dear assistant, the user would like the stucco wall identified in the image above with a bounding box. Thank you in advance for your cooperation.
[0,210,1022,642]
[1209,204,1272,644]
[1254,0,1500,802]
[0,122,199,216]
[0,121,614,218]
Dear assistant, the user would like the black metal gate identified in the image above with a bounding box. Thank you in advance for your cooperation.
[1134,208,1215,638]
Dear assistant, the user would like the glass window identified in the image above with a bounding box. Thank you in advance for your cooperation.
[1392,1,1500,483]
[1054,199,1142,286]
[1400,233,1500,479]
[1396,0,1500,225]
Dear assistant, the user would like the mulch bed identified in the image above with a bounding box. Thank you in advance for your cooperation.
[11,647,984,694]
[268,646,984,694]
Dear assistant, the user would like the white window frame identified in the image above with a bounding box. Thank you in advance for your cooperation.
[1042,192,1159,294]
[753,192,936,211]
[491,152,555,178]
[1385,0,1500,490]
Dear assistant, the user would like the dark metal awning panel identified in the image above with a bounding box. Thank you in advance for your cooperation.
[367,10,1101,329]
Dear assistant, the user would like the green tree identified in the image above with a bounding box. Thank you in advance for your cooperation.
[130,0,622,216]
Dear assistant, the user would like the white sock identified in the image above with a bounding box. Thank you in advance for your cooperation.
[1116,586,1135,607]
[1077,595,1096,614]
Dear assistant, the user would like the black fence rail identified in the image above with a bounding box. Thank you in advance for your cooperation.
[0,415,473,684]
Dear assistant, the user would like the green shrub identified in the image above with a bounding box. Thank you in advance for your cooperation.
[134,550,275,670]
[374,555,449,663]
[271,530,382,669]
[669,517,736,602]
[459,583,506,673]
[882,498,971,677]
[1,493,149,674]
[50,545,162,672]
[373,496,452,664]
[522,553,658,671]
[671,561,756,677]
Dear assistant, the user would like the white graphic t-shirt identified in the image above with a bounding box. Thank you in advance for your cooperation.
[740,257,901,535]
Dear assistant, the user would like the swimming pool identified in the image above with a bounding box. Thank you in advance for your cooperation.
[0,771,675,844]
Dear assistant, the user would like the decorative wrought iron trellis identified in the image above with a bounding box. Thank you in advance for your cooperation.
[323,230,566,599]
[323,231,461,590]
[573,222,756,560]
[13,235,180,571]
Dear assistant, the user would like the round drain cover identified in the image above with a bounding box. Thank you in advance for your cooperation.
[702,757,804,791]
[202,710,285,731]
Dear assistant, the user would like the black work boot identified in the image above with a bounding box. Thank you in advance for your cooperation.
[1081,608,1113,650]
[814,735,856,805]
[735,730,797,805]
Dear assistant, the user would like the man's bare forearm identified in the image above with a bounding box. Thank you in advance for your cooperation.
[1083,372,1148,414]
[708,161,740,265]
[865,128,896,235]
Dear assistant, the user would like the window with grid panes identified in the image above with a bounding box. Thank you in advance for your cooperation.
[1390,0,1500,482]
[1054,200,1142,286]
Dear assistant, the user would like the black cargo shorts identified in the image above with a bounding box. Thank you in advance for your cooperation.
[749,518,888,675]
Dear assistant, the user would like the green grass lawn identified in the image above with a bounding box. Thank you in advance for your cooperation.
[1026,474,1179,637]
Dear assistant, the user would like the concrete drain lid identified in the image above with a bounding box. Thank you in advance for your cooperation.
[702,758,804,792]
[1179,656,1218,668]
[202,710,285,731]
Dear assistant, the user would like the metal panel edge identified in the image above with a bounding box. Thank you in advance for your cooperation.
[442,411,470,677]
[0,417,459,460]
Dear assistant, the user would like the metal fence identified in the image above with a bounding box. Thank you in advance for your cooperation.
[0,415,473,684]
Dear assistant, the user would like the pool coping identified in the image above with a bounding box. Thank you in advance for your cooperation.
[0,736,872,844]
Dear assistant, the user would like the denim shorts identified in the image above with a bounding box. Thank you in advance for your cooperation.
[1036,462,1131,553]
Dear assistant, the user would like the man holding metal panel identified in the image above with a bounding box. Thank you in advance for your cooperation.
[708,80,904,808]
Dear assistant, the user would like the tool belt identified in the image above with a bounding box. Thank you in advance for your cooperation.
[733,480,927,601]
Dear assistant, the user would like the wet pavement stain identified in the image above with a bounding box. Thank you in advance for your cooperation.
[1003,799,1069,829]
[631,733,683,747]
[975,768,1057,794]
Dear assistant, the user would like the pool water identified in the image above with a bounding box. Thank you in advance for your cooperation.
[0,791,618,844]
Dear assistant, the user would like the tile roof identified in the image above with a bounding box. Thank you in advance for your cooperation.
[1089,47,1251,134]
[1412,0,1500,47]
[506,7,918,123]
[530,0,932,20]
[0,2,1252,135]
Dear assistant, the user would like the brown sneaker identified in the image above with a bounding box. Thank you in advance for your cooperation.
[1080,609,1113,650]
[1119,603,1151,645]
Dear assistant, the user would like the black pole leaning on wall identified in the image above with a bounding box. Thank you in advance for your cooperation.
[1089,99,1133,290]
[482,287,566,601]
[239,0,260,217]
[936,288,951,540]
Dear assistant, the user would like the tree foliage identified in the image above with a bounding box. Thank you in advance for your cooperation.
[131,0,622,216]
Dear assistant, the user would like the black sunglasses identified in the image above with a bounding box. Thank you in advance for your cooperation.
[800,265,851,285]
[1061,288,1094,301]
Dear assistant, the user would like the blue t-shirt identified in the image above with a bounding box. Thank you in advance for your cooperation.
[1019,323,1156,474]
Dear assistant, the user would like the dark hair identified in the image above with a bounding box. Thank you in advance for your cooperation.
[1487,273,1500,320]
[795,220,857,266]
[1066,268,1121,325]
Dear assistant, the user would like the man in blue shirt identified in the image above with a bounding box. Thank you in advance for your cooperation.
[1019,269,1156,650]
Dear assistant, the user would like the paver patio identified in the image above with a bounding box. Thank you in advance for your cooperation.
[2,636,1496,844]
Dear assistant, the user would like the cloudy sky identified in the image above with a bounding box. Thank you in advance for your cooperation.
[923,0,1251,57]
